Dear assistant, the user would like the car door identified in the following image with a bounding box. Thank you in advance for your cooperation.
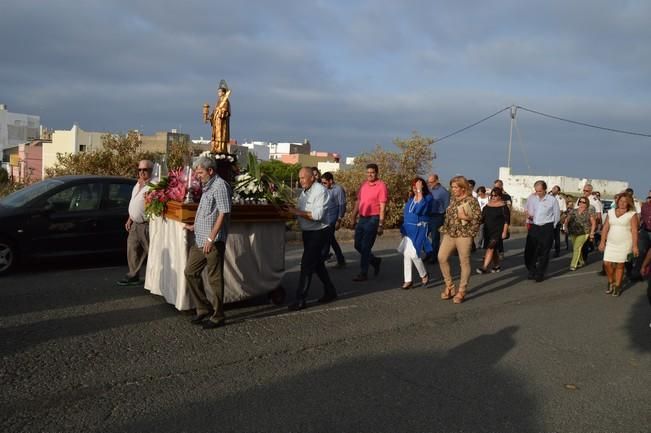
[29,182,104,257]
[95,180,135,253]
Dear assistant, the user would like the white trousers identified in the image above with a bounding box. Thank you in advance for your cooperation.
[402,237,427,282]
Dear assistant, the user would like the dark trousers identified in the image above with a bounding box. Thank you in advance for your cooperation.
[297,228,335,301]
[429,214,445,259]
[354,216,380,275]
[632,230,651,278]
[321,222,345,264]
[185,242,226,323]
[552,223,562,254]
[524,223,554,278]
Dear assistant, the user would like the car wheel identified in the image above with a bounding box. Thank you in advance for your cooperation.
[0,238,17,276]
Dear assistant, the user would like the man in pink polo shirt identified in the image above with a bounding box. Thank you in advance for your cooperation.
[351,163,388,281]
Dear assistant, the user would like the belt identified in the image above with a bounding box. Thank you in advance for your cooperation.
[359,215,379,218]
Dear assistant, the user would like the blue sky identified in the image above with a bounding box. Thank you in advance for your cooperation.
[2,0,650,194]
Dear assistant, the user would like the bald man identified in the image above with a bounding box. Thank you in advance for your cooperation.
[285,167,337,310]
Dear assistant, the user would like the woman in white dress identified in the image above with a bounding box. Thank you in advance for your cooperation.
[598,194,639,296]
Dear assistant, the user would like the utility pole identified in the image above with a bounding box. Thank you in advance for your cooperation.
[507,105,517,168]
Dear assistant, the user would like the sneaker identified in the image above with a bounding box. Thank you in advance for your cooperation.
[476,267,489,275]
[491,266,502,273]
[569,267,576,271]
[117,275,141,286]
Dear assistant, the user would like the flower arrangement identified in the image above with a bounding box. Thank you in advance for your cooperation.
[199,150,237,163]
[233,153,294,205]
[144,168,201,219]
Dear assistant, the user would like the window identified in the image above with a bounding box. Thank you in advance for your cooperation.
[79,144,87,152]
[105,183,133,209]
[47,183,102,212]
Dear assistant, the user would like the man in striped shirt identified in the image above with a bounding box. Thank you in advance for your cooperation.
[184,156,232,329]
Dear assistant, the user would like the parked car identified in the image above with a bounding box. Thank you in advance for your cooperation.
[0,175,136,275]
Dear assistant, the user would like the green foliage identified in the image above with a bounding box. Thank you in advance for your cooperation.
[336,132,435,228]
[45,131,158,178]
[234,153,294,205]
[167,139,195,171]
[258,159,301,186]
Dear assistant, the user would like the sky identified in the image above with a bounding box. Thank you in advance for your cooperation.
[2,0,650,195]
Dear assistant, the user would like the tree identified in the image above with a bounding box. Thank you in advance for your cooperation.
[336,132,435,228]
[259,159,302,186]
[45,131,158,178]
[0,166,8,184]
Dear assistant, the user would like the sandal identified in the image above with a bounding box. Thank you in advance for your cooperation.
[611,285,622,297]
[453,291,466,304]
[440,285,456,300]
[421,273,430,286]
[605,283,614,295]
[401,282,413,290]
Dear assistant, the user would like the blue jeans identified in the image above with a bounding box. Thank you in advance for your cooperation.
[354,216,379,275]
[321,222,345,264]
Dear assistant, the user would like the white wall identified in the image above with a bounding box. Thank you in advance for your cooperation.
[498,167,629,210]
[0,105,41,155]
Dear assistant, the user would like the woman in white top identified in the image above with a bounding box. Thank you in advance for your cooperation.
[598,194,639,296]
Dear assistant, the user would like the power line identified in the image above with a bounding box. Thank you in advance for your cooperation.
[516,105,651,138]
[434,106,511,143]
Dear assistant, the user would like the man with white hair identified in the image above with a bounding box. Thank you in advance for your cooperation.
[184,156,232,329]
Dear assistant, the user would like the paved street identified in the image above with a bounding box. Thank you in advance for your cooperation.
[1,233,649,433]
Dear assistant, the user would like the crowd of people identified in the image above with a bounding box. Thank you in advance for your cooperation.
[121,158,650,328]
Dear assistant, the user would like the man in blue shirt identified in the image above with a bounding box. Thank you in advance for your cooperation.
[524,180,560,282]
[321,171,346,267]
[427,173,450,263]
[184,156,232,329]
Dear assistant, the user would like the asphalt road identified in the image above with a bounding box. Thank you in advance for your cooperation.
[1,233,649,433]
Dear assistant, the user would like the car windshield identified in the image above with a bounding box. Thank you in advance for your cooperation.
[0,179,65,208]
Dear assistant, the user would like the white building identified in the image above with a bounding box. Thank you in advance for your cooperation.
[498,167,629,210]
[42,124,105,178]
[240,141,270,161]
[268,139,311,160]
[0,104,40,156]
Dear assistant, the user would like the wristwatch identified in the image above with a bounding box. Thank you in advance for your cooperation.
[207,237,214,243]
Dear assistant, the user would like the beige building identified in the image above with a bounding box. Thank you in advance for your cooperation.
[140,129,191,154]
[42,124,105,178]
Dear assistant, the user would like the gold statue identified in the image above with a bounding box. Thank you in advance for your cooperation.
[203,80,231,154]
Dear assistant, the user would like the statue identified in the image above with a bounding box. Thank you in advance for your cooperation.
[203,80,231,153]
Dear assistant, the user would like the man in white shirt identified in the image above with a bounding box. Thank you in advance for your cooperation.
[550,185,567,257]
[524,180,560,282]
[118,160,155,286]
[285,167,337,310]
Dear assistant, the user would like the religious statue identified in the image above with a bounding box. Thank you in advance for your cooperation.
[203,80,231,153]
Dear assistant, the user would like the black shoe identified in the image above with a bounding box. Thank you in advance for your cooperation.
[318,292,338,303]
[202,319,225,329]
[554,251,560,258]
[535,275,544,282]
[352,273,368,282]
[372,257,382,276]
[527,274,535,280]
[476,267,489,275]
[288,300,307,311]
[334,261,347,269]
[191,312,211,325]
[117,275,140,286]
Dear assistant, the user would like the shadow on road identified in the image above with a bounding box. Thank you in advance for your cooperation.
[626,280,651,353]
[105,326,540,433]
[0,303,174,356]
